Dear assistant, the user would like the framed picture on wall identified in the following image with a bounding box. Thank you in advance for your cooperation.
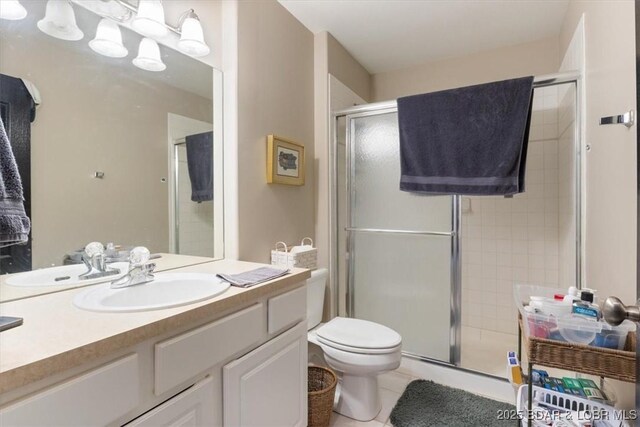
[266,135,305,186]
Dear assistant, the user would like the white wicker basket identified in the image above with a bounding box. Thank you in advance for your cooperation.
[271,238,317,270]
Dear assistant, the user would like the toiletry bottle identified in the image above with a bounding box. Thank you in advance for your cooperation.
[572,290,601,320]
[563,286,580,304]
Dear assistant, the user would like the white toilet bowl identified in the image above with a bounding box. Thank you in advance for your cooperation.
[306,270,402,421]
[309,317,402,421]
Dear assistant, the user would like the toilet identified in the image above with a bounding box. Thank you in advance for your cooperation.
[307,269,402,421]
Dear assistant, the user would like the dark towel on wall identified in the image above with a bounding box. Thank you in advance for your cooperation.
[185,131,213,202]
[397,76,534,196]
[0,117,30,244]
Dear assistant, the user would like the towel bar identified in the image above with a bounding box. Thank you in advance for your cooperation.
[345,227,455,237]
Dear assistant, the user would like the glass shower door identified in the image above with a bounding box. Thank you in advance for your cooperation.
[344,110,459,363]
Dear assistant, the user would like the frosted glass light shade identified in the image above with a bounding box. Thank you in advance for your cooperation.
[89,18,128,58]
[177,17,209,57]
[0,0,27,20]
[37,0,83,41]
[132,38,166,72]
[131,0,167,38]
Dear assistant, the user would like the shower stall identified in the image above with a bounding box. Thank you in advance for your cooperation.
[331,72,582,377]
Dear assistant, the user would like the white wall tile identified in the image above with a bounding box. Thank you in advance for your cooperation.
[461,87,574,339]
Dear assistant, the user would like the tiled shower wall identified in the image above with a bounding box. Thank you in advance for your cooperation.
[461,85,576,335]
[177,145,214,257]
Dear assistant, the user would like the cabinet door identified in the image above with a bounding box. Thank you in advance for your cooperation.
[126,376,216,427]
[223,322,307,427]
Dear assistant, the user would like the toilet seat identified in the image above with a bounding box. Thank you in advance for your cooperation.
[316,335,401,354]
[315,317,402,355]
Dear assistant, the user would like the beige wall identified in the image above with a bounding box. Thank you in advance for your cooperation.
[325,32,372,102]
[559,2,637,410]
[314,31,371,318]
[235,0,315,263]
[313,32,331,271]
[560,2,637,305]
[0,34,212,268]
[371,37,560,101]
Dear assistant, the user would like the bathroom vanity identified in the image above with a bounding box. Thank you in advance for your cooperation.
[0,260,310,426]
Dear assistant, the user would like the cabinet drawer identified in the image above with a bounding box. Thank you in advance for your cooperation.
[268,285,306,335]
[155,303,265,395]
[0,354,139,427]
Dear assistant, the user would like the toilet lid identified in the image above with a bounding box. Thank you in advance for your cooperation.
[316,317,401,351]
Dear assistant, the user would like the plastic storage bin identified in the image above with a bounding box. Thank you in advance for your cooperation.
[516,385,627,427]
[514,284,635,349]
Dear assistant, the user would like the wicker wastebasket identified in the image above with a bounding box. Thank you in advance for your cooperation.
[308,366,337,427]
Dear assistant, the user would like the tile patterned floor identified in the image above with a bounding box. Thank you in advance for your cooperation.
[328,327,520,427]
[329,371,416,427]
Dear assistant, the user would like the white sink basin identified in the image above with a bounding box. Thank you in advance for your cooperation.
[5,262,130,288]
[73,273,230,313]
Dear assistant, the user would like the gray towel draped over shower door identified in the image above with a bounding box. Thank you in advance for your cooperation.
[397,76,534,196]
[185,131,213,202]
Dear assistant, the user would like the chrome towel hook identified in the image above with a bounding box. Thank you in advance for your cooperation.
[599,110,635,128]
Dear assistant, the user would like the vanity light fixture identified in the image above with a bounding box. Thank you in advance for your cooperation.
[37,0,84,41]
[176,10,209,57]
[110,1,211,59]
[132,37,166,72]
[89,18,128,58]
[131,0,167,38]
[81,0,131,22]
[0,0,27,20]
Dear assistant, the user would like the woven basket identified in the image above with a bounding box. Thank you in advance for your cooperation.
[308,366,337,427]
[520,319,636,383]
[271,238,318,270]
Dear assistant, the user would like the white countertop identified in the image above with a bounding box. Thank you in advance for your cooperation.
[0,259,310,394]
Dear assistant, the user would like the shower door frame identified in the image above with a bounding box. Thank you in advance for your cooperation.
[171,139,186,254]
[330,70,583,372]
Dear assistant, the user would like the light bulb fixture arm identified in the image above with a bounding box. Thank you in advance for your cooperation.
[109,0,199,36]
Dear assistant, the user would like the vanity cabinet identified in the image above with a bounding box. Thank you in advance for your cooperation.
[0,280,308,427]
[0,354,140,426]
[125,376,216,427]
[223,321,308,427]
[154,303,266,396]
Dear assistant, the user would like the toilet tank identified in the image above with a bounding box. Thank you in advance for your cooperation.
[306,268,328,330]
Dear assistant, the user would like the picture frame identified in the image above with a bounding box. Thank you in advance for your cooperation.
[266,135,305,186]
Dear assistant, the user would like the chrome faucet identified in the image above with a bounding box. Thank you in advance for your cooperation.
[79,242,122,280]
[111,247,156,289]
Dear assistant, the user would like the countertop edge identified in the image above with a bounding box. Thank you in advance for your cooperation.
[0,268,310,394]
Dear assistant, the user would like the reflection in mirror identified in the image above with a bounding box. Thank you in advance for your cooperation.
[0,1,223,302]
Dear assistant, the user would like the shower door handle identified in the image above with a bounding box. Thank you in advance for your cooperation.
[345,227,455,237]
[602,296,640,325]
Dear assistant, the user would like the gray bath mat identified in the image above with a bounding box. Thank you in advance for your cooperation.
[389,380,516,427]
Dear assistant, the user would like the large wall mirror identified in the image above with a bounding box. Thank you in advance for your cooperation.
[0,1,224,302]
